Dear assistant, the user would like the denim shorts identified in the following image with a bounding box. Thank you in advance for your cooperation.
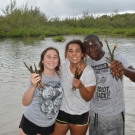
[56,110,90,125]
[89,111,125,135]
[19,114,55,135]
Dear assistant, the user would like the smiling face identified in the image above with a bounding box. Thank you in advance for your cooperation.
[42,49,59,71]
[84,38,104,61]
[66,43,83,65]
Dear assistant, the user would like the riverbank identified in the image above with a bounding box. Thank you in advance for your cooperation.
[0,27,135,39]
[1,1,135,38]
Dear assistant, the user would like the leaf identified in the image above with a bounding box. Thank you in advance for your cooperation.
[72,63,84,91]
[24,61,44,89]
[34,63,38,73]
[105,57,111,62]
[30,66,34,73]
[24,62,32,73]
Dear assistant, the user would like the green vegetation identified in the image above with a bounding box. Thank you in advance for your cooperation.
[52,36,66,42]
[0,0,135,38]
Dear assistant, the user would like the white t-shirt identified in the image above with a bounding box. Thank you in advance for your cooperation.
[87,52,131,116]
[60,59,96,115]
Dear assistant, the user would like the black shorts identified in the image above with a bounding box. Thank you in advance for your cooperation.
[19,115,55,135]
[56,110,90,125]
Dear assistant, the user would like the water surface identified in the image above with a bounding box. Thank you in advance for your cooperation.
[0,35,135,135]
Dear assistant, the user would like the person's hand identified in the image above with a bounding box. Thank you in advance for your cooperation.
[72,78,83,89]
[30,73,41,88]
[108,60,124,77]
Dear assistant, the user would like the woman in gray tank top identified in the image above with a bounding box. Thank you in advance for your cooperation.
[19,47,63,135]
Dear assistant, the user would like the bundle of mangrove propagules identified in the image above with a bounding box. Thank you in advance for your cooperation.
[72,63,83,91]
[24,62,44,89]
[104,36,123,81]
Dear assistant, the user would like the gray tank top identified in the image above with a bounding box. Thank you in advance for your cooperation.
[23,72,63,127]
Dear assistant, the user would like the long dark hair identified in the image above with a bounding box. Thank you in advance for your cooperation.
[38,47,61,77]
[64,39,87,60]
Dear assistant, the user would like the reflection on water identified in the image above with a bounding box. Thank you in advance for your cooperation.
[0,35,135,135]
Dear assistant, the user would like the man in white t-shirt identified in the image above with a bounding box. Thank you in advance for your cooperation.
[83,34,135,135]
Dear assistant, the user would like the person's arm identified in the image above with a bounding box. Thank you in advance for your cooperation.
[122,66,135,82]
[109,60,135,82]
[22,73,41,106]
[78,80,95,102]
[73,78,95,102]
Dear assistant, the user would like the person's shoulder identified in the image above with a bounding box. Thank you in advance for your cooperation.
[84,65,94,73]
[114,52,132,67]
[82,65,96,83]
[62,59,69,65]
[86,56,92,66]
[61,59,70,70]
[114,52,127,60]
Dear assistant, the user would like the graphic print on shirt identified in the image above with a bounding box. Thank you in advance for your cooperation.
[92,63,112,101]
[39,81,63,119]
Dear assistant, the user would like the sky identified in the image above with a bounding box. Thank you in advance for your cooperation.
[0,0,135,18]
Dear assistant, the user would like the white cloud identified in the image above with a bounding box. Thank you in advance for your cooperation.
[0,0,135,18]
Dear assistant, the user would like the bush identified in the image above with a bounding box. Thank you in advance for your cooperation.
[52,36,66,42]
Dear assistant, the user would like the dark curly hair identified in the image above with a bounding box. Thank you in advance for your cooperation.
[38,47,61,77]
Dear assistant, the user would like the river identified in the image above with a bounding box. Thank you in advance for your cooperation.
[0,35,135,135]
